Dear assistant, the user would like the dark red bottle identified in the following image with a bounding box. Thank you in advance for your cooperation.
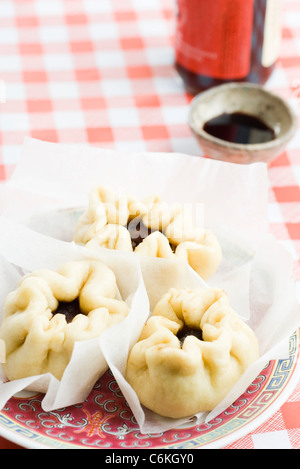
[175,0,281,95]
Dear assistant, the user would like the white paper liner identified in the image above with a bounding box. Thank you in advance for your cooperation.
[0,138,299,434]
[0,216,149,412]
[2,137,269,246]
[102,234,300,433]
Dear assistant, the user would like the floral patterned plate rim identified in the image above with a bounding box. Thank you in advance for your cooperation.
[0,329,298,450]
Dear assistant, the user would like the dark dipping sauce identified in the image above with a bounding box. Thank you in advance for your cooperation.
[177,325,203,347]
[203,112,275,145]
[52,298,82,324]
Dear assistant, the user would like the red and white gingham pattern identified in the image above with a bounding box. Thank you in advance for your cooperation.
[0,0,299,450]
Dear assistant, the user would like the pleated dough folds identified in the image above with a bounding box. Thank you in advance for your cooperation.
[74,186,222,280]
[0,259,129,381]
[125,287,259,419]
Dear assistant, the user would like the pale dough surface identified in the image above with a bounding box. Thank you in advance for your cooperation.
[0,259,129,381]
[74,186,222,280]
[126,287,259,419]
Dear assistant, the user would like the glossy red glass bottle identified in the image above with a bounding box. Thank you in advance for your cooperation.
[175,0,281,95]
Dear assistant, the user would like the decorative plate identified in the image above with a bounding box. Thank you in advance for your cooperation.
[0,208,299,449]
[0,329,298,449]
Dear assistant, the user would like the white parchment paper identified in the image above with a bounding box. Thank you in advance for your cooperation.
[0,137,299,434]
[0,216,150,412]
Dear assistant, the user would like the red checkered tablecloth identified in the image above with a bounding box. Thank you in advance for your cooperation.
[0,0,299,450]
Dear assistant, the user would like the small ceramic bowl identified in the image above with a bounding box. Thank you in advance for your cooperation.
[189,82,297,164]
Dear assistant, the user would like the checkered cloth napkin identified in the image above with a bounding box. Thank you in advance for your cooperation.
[0,0,299,449]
